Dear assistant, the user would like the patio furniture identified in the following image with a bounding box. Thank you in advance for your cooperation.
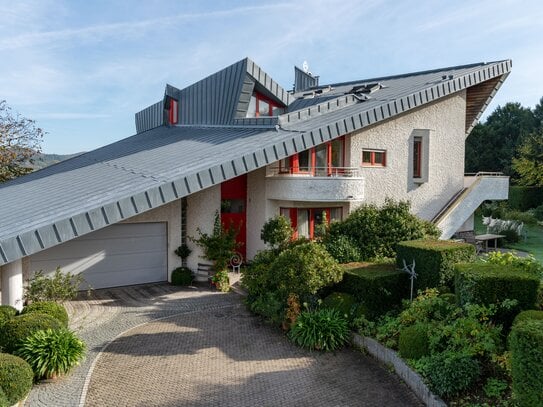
[474,234,505,252]
[230,252,243,273]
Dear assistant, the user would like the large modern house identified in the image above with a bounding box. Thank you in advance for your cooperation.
[0,57,511,309]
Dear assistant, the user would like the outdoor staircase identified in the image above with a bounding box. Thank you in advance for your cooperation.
[434,172,509,239]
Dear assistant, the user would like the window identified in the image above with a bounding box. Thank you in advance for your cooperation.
[279,137,345,175]
[280,207,343,239]
[413,137,422,178]
[168,99,178,125]
[221,199,245,213]
[246,92,283,118]
[362,149,386,167]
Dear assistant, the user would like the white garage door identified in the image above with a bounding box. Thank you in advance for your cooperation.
[29,223,167,289]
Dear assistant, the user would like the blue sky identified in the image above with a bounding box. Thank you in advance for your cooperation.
[1,0,542,154]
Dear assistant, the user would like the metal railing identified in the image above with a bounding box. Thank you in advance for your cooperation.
[267,166,361,177]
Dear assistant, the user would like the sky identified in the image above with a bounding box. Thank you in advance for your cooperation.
[1,0,542,154]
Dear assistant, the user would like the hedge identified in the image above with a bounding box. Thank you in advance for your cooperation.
[0,353,34,406]
[334,263,409,318]
[509,320,543,406]
[171,267,193,286]
[455,263,540,327]
[0,313,63,354]
[21,301,69,327]
[396,240,475,290]
[513,310,543,326]
[508,186,543,211]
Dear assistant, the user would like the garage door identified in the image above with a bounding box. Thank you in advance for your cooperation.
[29,223,167,289]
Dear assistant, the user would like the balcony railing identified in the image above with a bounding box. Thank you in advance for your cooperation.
[268,166,361,177]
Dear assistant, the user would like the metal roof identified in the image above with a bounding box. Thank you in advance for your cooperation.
[0,59,511,265]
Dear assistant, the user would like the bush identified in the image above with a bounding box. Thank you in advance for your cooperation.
[247,291,285,325]
[417,351,481,398]
[513,310,543,326]
[21,301,69,327]
[270,242,343,301]
[396,240,475,290]
[322,235,361,263]
[455,262,540,327]
[326,199,440,261]
[170,267,193,286]
[15,328,86,379]
[288,308,349,351]
[0,353,33,406]
[509,319,543,406]
[533,204,543,221]
[503,209,538,225]
[398,323,430,360]
[334,263,409,318]
[0,313,63,354]
[211,270,230,292]
[484,251,543,279]
[508,186,543,211]
[24,268,85,303]
[322,292,356,317]
[241,249,276,297]
[260,215,293,250]
[0,306,17,328]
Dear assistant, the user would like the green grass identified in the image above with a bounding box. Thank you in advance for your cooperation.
[475,216,543,264]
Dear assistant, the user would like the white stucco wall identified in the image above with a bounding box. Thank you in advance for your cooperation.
[266,176,364,202]
[185,185,221,271]
[120,199,182,280]
[349,91,467,220]
[246,168,270,260]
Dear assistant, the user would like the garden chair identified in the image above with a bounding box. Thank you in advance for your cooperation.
[230,252,243,273]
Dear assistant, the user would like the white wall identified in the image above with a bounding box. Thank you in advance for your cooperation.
[185,185,221,271]
[348,91,467,220]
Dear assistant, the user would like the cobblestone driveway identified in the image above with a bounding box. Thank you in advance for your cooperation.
[26,284,422,407]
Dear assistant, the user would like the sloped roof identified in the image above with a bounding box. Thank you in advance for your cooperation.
[0,59,511,265]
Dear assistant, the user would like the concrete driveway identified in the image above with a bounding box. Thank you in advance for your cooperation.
[26,284,422,407]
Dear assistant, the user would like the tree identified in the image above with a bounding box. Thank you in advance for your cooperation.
[512,130,543,186]
[0,100,44,182]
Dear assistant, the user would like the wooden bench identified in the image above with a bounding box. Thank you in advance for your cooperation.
[195,263,214,283]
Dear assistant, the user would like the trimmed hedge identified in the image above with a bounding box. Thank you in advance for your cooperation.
[334,263,409,318]
[0,305,17,329]
[513,310,543,326]
[508,186,543,211]
[322,292,356,317]
[509,320,543,406]
[396,240,475,290]
[0,313,63,354]
[171,267,193,286]
[455,263,540,327]
[0,353,33,406]
[21,301,69,327]
[398,323,430,360]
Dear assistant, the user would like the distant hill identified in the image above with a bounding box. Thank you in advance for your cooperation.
[31,152,84,170]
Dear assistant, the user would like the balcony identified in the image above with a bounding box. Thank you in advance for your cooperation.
[266,167,364,202]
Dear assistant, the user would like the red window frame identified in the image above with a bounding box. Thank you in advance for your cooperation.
[279,136,346,175]
[280,207,343,240]
[168,99,178,125]
[413,137,422,178]
[362,149,386,167]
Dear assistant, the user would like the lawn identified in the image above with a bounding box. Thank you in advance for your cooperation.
[474,215,543,264]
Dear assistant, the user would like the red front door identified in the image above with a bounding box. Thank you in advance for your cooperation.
[220,175,247,259]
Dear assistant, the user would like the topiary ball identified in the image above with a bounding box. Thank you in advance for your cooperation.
[0,353,34,406]
[398,323,430,360]
[513,310,543,326]
[171,267,193,286]
[21,301,69,327]
[0,313,63,354]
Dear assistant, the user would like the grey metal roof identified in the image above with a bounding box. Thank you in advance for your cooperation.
[0,59,511,265]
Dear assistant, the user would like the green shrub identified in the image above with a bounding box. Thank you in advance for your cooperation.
[288,308,349,351]
[0,387,8,407]
[513,310,543,326]
[0,306,17,330]
[533,204,543,221]
[396,240,475,290]
[326,199,440,261]
[509,320,543,407]
[417,351,480,398]
[399,288,457,326]
[322,235,361,263]
[322,292,356,317]
[270,242,343,301]
[241,249,276,297]
[247,291,285,325]
[174,243,192,260]
[455,262,540,327]
[170,267,193,286]
[0,353,33,406]
[500,228,520,243]
[439,293,456,305]
[0,313,63,354]
[484,251,543,279]
[15,328,86,379]
[24,268,85,303]
[334,263,409,318]
[508,186,543,211]
[398,323,430,360]
[503,209,538,225]
[21,301,69,327]
[260,215,293,250]
[211,270,230,292]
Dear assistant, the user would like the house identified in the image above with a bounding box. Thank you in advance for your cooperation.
[0,57,511,309]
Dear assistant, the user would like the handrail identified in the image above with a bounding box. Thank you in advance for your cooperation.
[267,166,361,177]
[464,171,505,177]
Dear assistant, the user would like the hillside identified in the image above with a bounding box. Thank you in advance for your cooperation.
[31,152,84,170]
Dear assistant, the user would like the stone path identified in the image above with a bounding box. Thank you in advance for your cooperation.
[26,283,423,407]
